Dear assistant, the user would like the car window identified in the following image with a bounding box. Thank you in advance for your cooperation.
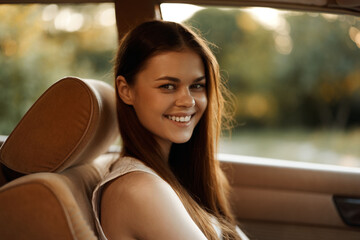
[161,3,360,168]
[0,3,117,135]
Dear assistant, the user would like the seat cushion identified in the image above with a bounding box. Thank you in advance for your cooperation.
[0,153,117,240]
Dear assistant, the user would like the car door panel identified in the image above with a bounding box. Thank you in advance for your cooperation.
[220,154,360,239]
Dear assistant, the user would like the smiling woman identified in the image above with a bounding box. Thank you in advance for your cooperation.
[116,50,207,156]
[92,20,248,240]
[1,1,360,240]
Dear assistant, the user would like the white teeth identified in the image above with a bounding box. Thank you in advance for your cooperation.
[167,115,192,122]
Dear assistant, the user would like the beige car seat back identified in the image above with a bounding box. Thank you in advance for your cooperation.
[0,77,119,239]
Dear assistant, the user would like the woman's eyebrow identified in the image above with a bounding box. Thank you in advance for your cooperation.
[194,76,206,82]
[155,76,206,82]
[155,76,180,82]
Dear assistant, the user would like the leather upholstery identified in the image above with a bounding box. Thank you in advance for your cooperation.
[0,77,118,174]
[0,77,119,239]
[0,153,117,239]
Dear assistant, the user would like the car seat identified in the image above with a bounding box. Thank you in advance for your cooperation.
[0,76,119,240]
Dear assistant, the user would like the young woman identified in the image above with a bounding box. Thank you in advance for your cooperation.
[92,20,248,240]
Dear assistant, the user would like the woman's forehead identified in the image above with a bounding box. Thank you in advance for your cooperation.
[141,50,204,75]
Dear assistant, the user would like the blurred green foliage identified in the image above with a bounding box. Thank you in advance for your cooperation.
[1,5,360,138]
[0,4,117,135]
[185,8,360,130]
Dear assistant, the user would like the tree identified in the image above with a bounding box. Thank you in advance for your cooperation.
[185,8,360,129]
[0,4,117,135]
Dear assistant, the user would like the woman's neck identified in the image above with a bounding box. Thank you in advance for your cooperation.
[155,137,172,162]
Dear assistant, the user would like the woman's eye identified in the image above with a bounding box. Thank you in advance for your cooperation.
[159,84,175,90]
[191,83,206,89]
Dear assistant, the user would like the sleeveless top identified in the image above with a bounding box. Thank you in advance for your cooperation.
[91,156,249,240]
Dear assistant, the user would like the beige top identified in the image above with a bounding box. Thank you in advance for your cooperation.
[91,156,249,240]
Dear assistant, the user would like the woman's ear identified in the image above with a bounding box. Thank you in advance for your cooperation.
[116,76,134,105]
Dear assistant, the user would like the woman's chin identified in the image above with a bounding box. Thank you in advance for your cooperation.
[171,135,192,144]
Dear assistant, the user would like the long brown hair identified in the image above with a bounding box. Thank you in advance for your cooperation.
[114,20,240,240]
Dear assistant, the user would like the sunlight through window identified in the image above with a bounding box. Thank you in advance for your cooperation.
[161,4,360,168]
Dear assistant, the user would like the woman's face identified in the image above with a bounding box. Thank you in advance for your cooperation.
[125,49,208,154]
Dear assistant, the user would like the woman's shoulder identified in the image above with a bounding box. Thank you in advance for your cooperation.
[100,156,173,213]
[101,160,177,218]
[94,156,207,240]
[101,169,168,219]
[103,168,167,200]
[100,168,207,240]
[110,156,158,176]
[97,156,159,187]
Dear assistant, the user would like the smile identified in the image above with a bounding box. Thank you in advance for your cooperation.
[166,115,192,123]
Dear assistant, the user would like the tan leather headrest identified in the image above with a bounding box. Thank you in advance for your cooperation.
[0,77,118,174]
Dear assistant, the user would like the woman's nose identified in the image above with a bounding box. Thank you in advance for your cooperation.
[175,88,195,108]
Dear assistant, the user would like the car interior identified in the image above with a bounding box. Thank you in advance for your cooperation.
[0,0,360,240]
[0,77,119,239]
